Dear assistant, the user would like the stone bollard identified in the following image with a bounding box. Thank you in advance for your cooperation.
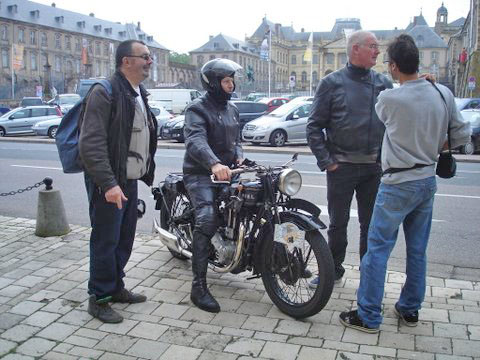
[35,177,71,237]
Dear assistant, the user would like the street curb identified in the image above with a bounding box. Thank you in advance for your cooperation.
[1,137,480,162]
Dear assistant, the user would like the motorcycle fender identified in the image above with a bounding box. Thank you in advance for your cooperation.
[279,210,326,231]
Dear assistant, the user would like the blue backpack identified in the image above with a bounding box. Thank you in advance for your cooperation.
[55,79,112,173]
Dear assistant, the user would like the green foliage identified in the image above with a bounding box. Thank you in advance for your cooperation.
[169,52,191,65]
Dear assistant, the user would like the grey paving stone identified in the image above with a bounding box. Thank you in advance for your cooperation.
[8,300,45,316]
[309,323,345,341]
[398,321,434,336]
[342,328,379,345]
[190,333,232,352]
[98,319,139,335]
[21,311,60,328]
[36,322,78,341]
[152,289,189,304]
[98,352,137,360]
[217,297,243,313]
[322,339,359,352]
[445,279,474,290]
[189,323,222,335]
[224,337,265,357]
[152,302,189,319]
[0,338,17,357]
[94,334,138,354]
[15,337,56,357]
[158,344,203,360]
[0,313,25,330]
[470,325,480,340]
[435,323,469,339]
[360,344,397,357]
[128,321,169,340]
[197,350,238,360]
[0,277,14,290]
[13,275,45,288]
[287,336,324,348]
[210,312,248,328]
[297,346,337,360]
[64,334,99,348]
[259,341,300,360]
[26,289,62,302]
[0,324,40,342]
[68,345,104,359]
[179,307,216,324]
[436,355,474,360]
[58,309,92,326]
[416,335,452,354]
[1,354,35,360]
[450,310,480,325]
[124,300,159,315]
[159,317,191,329]
[241,315,278,332]
[378,331,414,350]
[274,319,311,336]
[0,285,28,298]
[42,352,78,360]
[125,338,169,359]
[452,339,480,357]
[159,328,199,346]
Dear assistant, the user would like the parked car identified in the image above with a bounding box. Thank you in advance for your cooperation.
[161,116,185,142]
[150,103,174,138]
[146,88,202,114]
[245,92,267,102]
[21,97,43,107]
[0,105,62,137]
[457,109,480,154]
[242,100,313,146]
[0,106,10,115]
[455,98,480,111]
[289,96,315,104]
[48,93,81,114]
[32,117,61,138]
[231,100,269,130]
[256,97,290,113]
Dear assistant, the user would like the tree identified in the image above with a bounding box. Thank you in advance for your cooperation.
[169,52,191,65]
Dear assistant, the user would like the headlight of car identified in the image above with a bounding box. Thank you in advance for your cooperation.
[173,121,184,129]
[278,169,302,196]
[255,125,269,131]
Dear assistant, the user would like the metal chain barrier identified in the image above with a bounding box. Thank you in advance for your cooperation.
[0,177,52,197]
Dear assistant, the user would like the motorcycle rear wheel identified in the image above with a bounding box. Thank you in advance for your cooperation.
[260,224,334,319]
[159,193,193,260]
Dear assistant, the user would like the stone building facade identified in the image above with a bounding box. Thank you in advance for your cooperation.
[0,0,169,100]
[190,3,464,94]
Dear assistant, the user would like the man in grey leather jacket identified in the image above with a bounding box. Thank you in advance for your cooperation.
[306,31,392,284]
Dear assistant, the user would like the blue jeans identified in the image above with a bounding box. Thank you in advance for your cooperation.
[85,175,138,299]
[357,176,437,328]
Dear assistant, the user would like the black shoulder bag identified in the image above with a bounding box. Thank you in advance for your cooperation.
[382,81,456,178]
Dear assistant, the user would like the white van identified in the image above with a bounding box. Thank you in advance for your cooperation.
[146,89,202,114]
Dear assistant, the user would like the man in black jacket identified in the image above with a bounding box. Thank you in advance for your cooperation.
[79,40,157,323]
[183,58,243,313]
[306,31,392,284]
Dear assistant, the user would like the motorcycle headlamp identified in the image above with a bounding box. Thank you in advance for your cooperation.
[278,169,302,196]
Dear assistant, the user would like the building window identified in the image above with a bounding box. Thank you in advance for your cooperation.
[339,53,347,65]
[302,55,307,65]
[209,55,215,60]
[1,25,8,41]
[213,42,219,49]
[96,60,101,76]
[30,30,36,45]
[75,58,80,73]
[95,41,101,56]
[431,51,438,62]
[419,51,424,61]
[55,55,62,71]
[2,48,9,68]
[301,71,307,83]
[103,43,109,56]
[313,54,319,64]
[41,32,47,47]
[55,33,61,49]
[75,38,81,52]
[291,55,296,64]
[41,53,48,67]
[31,51,37,71]
[88,40,93,55]
[18,28,25,43]
[312,71,318,84]
[197,55,204,66]
[65,36,71,50]
[416,35,424,47]
[104,61,110,77]
[325,53,334,65]
[23,50,27,69]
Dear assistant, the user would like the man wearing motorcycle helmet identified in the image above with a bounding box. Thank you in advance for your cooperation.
[182,58,244,312]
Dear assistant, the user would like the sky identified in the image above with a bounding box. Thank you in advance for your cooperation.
[33,0,470,53]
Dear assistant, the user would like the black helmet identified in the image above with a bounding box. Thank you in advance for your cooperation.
[200,58,243,95]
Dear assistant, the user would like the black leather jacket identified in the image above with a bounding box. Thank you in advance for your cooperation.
[79,71,157,193]
[307,63,392,171]
[183,92,243,175]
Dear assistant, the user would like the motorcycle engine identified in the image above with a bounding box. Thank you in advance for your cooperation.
[211,232,236,265]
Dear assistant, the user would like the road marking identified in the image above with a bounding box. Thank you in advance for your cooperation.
[11,165,62,170]
[457,170,480,174]
[303,184,327,189]
[435,193,480,199]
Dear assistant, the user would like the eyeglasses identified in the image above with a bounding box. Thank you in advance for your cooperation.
[126,54,152,61]
[362,43,379,50]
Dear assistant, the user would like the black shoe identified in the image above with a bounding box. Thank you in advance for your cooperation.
[339,310,379,333]
[394,304,418,327]
[191,280,220,313]
[111,289,147,304]
[88,295,123,323]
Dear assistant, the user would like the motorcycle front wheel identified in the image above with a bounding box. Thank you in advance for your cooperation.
[260,222,334,319]
[159,192,194,260]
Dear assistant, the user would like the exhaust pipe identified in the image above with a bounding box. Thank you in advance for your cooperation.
[153,218,192,258]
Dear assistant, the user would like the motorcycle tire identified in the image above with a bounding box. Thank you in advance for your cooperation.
[159,193,192,260]
[260,224,334,319]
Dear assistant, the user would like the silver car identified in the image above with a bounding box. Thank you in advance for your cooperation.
[150,103,174,138]
[0,106,62,137]
[242,101,312,146]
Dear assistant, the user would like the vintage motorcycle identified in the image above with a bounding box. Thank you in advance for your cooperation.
[152,154,334,319]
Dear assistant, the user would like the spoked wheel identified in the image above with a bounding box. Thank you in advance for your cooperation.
[160,192,194,260]
[260,221,334,319]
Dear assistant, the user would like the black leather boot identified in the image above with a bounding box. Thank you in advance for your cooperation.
[191,276,220,313]
[190,232,220,313]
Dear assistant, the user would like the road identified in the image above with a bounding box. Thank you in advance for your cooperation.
[0,141,479,269]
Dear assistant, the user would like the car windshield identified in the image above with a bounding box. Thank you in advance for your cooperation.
[269,101,307,117]
[59,95,80,105]
[0,109,18,118]
[461,111,480,127]
[22,98,42,106]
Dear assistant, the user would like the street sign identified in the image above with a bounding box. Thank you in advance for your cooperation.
[289,75,295,88]
[468,76,476,91]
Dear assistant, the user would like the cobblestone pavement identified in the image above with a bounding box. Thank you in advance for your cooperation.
[0,215,479,360]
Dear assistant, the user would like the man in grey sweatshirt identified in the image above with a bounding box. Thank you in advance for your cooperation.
[339,34,471,333]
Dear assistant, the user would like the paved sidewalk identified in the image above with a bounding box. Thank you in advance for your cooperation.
[0,216,479,360]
